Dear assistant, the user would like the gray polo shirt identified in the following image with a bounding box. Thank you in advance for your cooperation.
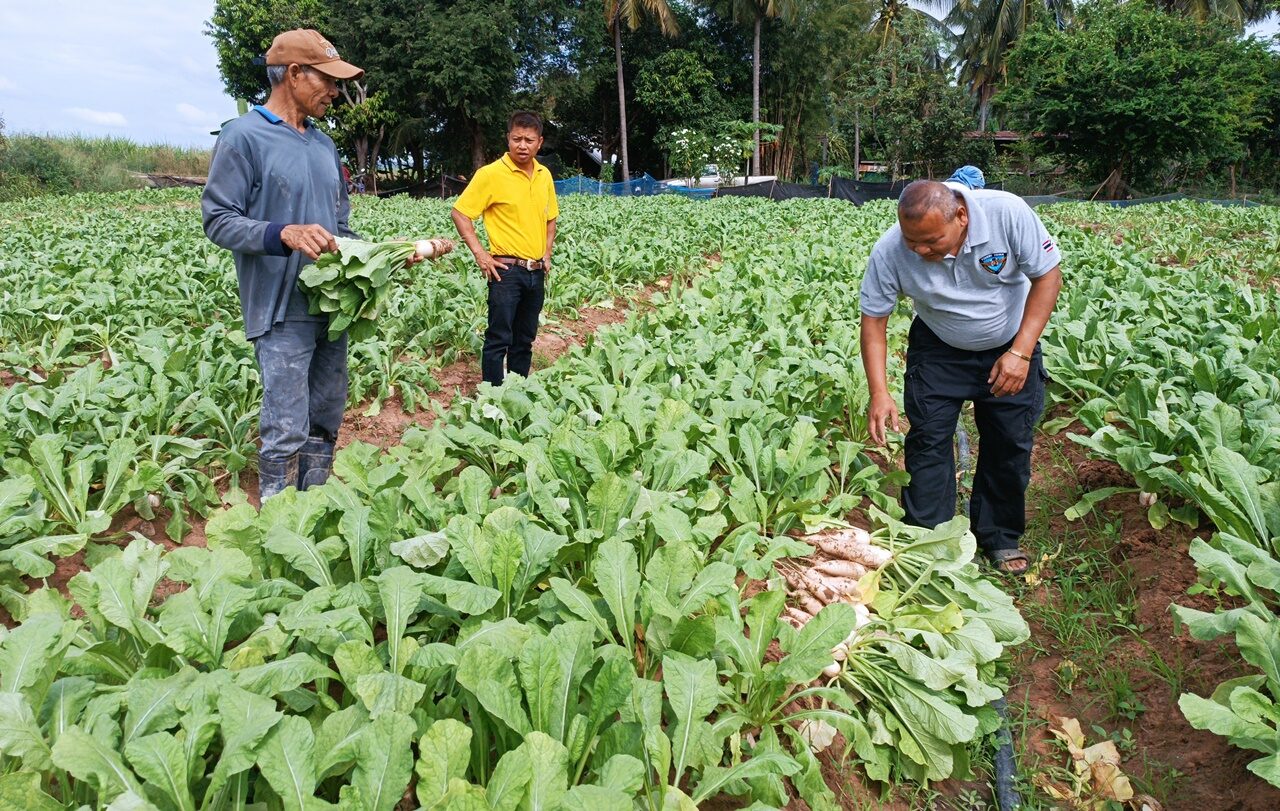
[859,188,1061,351]
[202,106,360,340]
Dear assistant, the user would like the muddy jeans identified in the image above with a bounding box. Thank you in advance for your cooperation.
[902,318,1046,555]
[252,320,348,463]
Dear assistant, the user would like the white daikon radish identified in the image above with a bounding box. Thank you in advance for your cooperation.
[853,602,873,630]
[782,606,813,629]
[813,558,869,579]
[808,528,893,567]
[819,575,862,599]
[795,591,827,616]
[414,238,455,260]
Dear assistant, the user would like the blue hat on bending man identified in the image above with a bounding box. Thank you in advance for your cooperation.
[944,165,986,190]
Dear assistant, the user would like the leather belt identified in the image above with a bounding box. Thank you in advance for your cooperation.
[495,255,545,270]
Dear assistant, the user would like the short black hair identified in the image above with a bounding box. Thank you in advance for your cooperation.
[508,111,543,136]
[898,180,961,222]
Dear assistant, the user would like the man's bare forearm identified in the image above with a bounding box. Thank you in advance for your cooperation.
[450,209,485,257]
[860,314,892,397]
[1011,266,1062,356]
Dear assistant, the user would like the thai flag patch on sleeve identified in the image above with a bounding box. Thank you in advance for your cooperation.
[1042,238,1055,253]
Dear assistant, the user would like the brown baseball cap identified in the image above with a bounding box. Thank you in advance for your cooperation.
[266,29,363,80]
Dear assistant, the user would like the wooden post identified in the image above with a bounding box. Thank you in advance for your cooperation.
[854,110,861,181]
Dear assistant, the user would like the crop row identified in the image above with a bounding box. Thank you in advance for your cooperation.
[0,194,1024,808]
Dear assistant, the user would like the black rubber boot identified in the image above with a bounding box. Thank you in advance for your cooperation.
[258,454,298,503]
[297,436,336,491]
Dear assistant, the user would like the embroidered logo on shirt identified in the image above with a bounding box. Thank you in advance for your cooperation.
[1042,238,1055,253]
[979,252,1008,274]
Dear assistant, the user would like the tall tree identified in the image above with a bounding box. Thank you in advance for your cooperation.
[717,0,797,176]
[337,0,519,172]
[999,0,1276,197]
[868,0,953,56]
[757,0,870,179]
[206,0,332,104]
[633,49,739,138]
[843,25,975,180]
[1150,0,1273,30]
[946,0,1071,130]
[604,0,679,185]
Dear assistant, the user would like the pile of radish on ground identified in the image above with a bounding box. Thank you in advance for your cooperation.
[757,517,1029,783]
[774,524,890,676]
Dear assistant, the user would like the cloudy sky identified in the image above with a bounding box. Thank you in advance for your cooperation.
[0,1,1276,149]
[0,0,234,148]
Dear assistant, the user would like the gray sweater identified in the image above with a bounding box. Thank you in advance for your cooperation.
[202,106,360,339]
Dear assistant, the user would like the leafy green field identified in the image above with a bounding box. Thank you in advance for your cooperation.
[0,190,713,551]
[0,191,1278,809]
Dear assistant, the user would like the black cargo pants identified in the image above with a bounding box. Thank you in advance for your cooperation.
[902,318,1046,555]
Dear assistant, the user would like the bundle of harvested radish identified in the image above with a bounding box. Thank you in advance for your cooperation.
[299,236,457,341]
[773,524,893,678]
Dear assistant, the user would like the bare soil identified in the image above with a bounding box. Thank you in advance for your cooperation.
[1005,425,1280,811]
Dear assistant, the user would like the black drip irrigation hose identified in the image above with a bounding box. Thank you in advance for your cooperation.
[956,420,1021,810]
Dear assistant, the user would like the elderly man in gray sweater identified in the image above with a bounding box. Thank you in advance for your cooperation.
[202,29,364,502]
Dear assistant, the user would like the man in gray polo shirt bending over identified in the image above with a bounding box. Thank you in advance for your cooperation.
[860,181,1063,574]
[203,30,374,501]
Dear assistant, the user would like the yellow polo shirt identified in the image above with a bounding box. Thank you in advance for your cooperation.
[453,154,559,260]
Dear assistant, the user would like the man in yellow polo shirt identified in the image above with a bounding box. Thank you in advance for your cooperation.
[451,111,559,386]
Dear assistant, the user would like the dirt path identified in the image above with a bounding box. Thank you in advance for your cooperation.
[337,283,664,451]
[1001,422,1280,811]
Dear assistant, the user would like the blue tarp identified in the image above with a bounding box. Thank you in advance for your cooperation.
[554,173,715,199]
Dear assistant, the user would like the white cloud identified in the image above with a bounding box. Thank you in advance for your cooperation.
[0,76,14,92]
[65,107,128,127]
[176,102,211,124]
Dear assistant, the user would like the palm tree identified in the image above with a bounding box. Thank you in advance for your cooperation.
[718,0,797,176]
[946,0,1071,129]
[1154,0,1272,29]
[605,0,678,187]
[868,0,954,56]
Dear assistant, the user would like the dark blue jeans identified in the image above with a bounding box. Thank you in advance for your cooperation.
[902,319,1046,554]
[252,320,347,463]
[483,267,545,386]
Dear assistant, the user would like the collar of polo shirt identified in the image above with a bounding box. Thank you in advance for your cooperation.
[954,187,991,252]
[501,154,544,175]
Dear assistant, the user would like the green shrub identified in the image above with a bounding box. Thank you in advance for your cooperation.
[0,132,211,200]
